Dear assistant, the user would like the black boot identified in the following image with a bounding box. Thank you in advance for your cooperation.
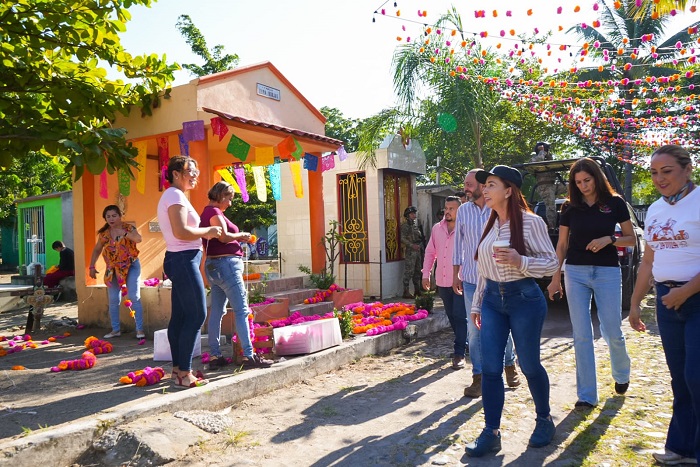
[402,287,414,299]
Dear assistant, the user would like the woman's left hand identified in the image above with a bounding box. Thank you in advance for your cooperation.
[471,312,481,330]
[586,236,612,253]
[494,248,521,267]
[661,287,690,311]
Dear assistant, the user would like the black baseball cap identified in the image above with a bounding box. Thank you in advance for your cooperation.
[475,165,523,189]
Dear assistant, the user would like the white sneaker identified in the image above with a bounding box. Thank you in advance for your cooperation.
[136,331,145,339]
[652,449,698,465]
[103,330,121,338]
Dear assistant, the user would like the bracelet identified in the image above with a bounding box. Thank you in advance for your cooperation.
[89,266,96,270]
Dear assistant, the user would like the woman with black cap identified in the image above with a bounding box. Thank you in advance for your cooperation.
[465,165,559,457]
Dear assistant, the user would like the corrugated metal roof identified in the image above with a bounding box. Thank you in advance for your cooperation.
[202,107,343,147]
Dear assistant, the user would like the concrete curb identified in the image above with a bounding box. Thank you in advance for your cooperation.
[0,309,449,465]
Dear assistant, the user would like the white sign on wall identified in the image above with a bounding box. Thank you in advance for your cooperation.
[256,83,281,101]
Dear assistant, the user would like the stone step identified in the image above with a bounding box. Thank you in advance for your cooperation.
[289,301,334,317]
[252,276,304,294]
[267,288,319,306]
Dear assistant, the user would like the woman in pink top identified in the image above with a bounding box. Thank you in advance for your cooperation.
[156,156,221,390]
[200,182,272,369]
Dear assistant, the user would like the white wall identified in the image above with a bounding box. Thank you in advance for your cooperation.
[321,153,412,299]
[276,164,311,277]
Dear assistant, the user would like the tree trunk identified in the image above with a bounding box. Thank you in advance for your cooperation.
[472,120,483,168]
[624,161,633,202]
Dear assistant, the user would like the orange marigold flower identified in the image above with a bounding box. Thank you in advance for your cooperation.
[11,365,25,370]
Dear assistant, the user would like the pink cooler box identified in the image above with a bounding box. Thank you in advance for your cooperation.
[273,318,342,356]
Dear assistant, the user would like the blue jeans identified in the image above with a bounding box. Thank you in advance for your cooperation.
[481,278,550,431]
[205,256,253,358]
[564,264,630,405]
[463,281,516,376]
[438,286,468,357]
[656,283,700,463]
[163,250,206,372]
[106,259,143,332]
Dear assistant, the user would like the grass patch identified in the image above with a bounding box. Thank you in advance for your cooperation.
[318,406,339,417]
[224,428,252,447]
[551,294,673,466]
[339,385,364,392]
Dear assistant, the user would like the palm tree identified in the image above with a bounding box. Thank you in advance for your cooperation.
[568,0,699,199]
[359,7,550,173]
[632,0,695,19]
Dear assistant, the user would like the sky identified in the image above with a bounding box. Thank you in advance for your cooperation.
[120,0,698,120]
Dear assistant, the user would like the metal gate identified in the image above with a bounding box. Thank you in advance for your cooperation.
[22,206,46,267]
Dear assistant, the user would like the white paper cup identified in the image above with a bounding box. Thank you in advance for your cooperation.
[493,240,510,252]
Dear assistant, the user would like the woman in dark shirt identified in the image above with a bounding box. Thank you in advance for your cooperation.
[547,158,636,408]
[200,182,272,369]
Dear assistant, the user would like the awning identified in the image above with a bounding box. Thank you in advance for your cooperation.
[203,107,343,155]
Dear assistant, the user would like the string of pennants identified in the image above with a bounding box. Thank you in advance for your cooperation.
[100,118,348,201]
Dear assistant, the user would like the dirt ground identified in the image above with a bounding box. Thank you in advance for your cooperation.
[164,298,671,467]
[0,270,675,466]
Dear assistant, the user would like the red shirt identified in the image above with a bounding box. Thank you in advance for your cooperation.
[199,206,242,257]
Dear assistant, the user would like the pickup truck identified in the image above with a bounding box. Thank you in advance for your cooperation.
[514,156,644,309]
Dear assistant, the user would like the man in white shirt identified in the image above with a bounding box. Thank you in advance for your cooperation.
[453,169,520,398]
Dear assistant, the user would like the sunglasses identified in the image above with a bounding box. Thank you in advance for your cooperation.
[181,167,200,177]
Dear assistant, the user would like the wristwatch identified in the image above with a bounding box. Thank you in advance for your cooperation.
[610,235,617,245]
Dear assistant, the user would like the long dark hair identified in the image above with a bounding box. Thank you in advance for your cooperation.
[97,205,122,234]
[567,157,616,208]
[475,181,531,259]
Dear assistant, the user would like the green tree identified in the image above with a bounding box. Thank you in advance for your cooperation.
[0,0,179,178]
[568,0,699,199]
[356,8,576,178]
[632,0,695,19]
[220,166,276,233]
[320,107,360,153]
[175,15,240,76]
[0,153,72,227]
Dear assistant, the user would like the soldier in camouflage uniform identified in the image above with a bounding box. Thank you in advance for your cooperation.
[401,206,425,299]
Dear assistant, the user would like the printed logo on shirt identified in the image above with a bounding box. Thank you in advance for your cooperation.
[646,217,689,249]
[598,203,612,214]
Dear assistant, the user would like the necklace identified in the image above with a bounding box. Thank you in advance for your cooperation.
[663,181,694,205]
